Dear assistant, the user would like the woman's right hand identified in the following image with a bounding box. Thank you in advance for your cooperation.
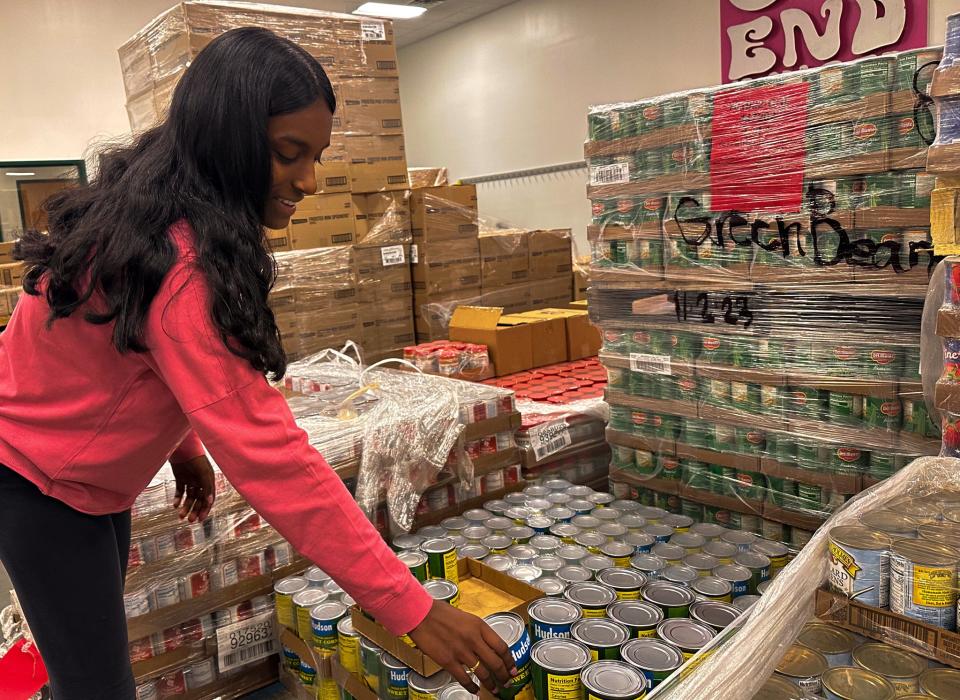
[407,601,518,694]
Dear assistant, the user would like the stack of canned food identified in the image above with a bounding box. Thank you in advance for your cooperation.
[828,494,960,633]
[399,482,788,700]
[756,618,960,699]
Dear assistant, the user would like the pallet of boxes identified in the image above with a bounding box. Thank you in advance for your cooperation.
[119,0,415,365]
[584,47,943,555]
[0,241,23,326]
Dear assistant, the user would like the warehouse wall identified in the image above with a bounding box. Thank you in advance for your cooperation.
[398,0,960,255]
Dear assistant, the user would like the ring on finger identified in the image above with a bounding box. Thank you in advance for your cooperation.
[466,660,481,673]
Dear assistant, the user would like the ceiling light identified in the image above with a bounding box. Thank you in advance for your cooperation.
[5,172,35,177]
[353,2,427,19]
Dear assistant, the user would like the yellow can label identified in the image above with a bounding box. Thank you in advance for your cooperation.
[410,689,437,700]
[613,556,632,568]
[364,670,379,692]
[338,633,360,675]
[674,526,690,533]
[296,606,313,641]
[913,565,954,606]
[546,673,582,700]
[891,677,920,694]
[715,556,733,565]
[514,684,534,700]
[615,590,640,601]
[590,649,599,662]
[491,547,508,555]
[582,608,606,619]
[432,550,459,584]
[683,546,701,554]
[587,545,602,555]
[276,593,294,629]
[682,651,694,660]
[561,536,575,545]
[320,677,339,700]
[636,628,657,639]
[401,634,417,647]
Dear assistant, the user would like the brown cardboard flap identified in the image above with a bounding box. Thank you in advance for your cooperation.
[450,306,504,330]
[350,559,543,677]
[815,587,960,669]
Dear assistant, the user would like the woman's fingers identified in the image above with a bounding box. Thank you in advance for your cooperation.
[480,621,517,679]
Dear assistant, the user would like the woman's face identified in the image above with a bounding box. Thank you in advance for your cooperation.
[263,99,334,230]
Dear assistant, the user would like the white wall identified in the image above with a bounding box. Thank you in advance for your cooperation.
[399,0,960,254]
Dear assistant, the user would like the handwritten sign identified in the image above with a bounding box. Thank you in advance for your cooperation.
[721,0,928,83]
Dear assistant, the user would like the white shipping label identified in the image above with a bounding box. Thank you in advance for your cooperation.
[527,421,572,461]
[589,162,630,186]
[381,244,406,266]
[216,610,278,673]
[410,244,419,264]
[629,353,672,375]
[361,21,387,41]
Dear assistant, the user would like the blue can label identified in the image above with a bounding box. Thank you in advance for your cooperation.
[731,579,749,598]
[386,668,409,700]
[531,619,572,642]
[311,619,338,652]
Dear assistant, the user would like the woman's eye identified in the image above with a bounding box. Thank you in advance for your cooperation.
[275,151,297,165]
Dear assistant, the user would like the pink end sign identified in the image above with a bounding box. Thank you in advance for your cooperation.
[721,0,928,84]
[710,80,810,213]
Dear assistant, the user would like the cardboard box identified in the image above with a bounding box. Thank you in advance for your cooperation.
[0,241,16,264]
[480,283,533,315]
[315,141,351,194]
[414,289,480,341]
[352,192,411,246]
[408,167,448,189]
[449,307,533,375]
[523,308,601,360]
[289,193,356,249]
[265,227,292,253]
[356,244,412,304]
[0,262,25,288]
[531,277,572,308]
[350,558,542,677]
[412,260,482,296]
[500,312,567,367]
[337,18,398,78]
[340,77,402,135]
[480,230,530,287]
[410,185,479,243]
[528,229,573,281]
[346,135,408,192]
[574,263,589,300]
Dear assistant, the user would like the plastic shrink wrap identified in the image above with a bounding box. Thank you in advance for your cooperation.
[580,47,954,699]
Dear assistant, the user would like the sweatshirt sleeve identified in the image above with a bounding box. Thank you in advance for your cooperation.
[170,431,206,463]
[142,246,433,636]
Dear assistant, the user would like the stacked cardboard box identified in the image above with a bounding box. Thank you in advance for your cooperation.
[271,247,359,361]
[410,185,481,341]
[119,1,408,195]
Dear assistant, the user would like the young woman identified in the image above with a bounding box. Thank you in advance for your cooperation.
[0,28,513,700]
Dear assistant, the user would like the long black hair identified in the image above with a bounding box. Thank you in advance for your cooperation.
[15,27,336,380]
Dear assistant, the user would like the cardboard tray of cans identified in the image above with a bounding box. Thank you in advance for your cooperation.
[815,587,960,669]
[350,558,542,677]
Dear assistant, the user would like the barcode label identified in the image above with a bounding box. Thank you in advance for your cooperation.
[361,21,387,41]
[216,610,278,672]
[410,244,419,264]
[589,162,630,186]
[630,353,672,375]
[527,421,572,461]
[381,244,406,266]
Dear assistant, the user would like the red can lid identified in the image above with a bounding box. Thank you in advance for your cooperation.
[528,391,551,401]
[547,396,567,404]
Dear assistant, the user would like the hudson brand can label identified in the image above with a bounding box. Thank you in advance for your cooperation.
[380,654,410,700]
[528,599,583,643]
[889,539,959,629]
[620,638,682,692]
[827,526,891,608]
[486,613,534,700]
[310,601,348,655]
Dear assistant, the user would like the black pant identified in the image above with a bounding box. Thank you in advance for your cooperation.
[0,465,135,699]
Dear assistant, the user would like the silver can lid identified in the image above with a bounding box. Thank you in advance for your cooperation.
[656,618,715,652]
[571,618,629,648]
[564,582,617,608]
[508,565,543,583]
[534,577,567,596]
[457,545,490,560]
[557,565,592,584]
[620,638,684,673]
[484,555,516,572]
[607,601,662,630]
[580,661,646,699]
[528,598,583,625]
[595,567,646,591]
[533,555,564,573]
[421,537,456,554]
[531,639,591,673]
[423,579,458,601]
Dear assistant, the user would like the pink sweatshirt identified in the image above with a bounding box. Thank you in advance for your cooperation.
[0,220,432,636]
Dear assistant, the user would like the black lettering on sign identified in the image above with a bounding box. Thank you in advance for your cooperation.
[671,191,942,275]
[673,291,754,328]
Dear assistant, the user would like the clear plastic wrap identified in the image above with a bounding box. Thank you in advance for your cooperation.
[281,349,520,532]
[588,48,943,552]
[408,185,574,341]
[408,167,449,189]
[645,456,960,699]
[120,1,408,193]
[270,246,359,361]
